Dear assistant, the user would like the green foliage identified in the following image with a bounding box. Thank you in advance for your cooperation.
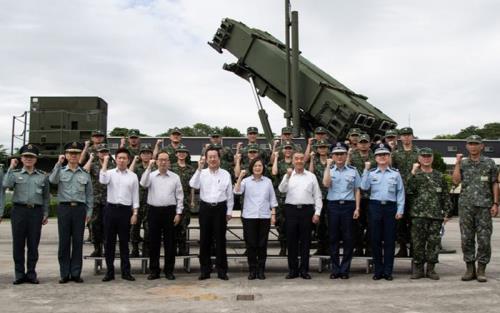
[157,123,243,137]
[109,127,148,137]
[432,152,447,173]
[434,123,500,139]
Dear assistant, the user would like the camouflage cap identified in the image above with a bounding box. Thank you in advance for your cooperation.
[282,141,294,149]
[348,128,362,136]
[385,129,398,137]
[314,139,331,148]
[20,144,40,157]
[96,143,109,152]
[247,144,259,152]
[176,144,189,153]
[466,134,482,144]
[247,126,258,134]
[399,127,413,135]
[64,141,84,153]
[419,147,433,156]
[314,126,327,134]
[374,143,391,155]
[140,144,153,153]
[170,128,182,135]
[331,142,348,153]
[210,133,221,137]
[128,129,140,138]
[91,130,105,137]
[281,127,293,134]
[359,133,371,142]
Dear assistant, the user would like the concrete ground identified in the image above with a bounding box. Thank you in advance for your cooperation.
[1,217,500,313]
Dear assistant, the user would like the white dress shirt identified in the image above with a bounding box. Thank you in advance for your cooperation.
[234,175,278,219]
[278,169,323,215]
[189,167,234,215]
[140,168,184,214]
[99,168,139,209]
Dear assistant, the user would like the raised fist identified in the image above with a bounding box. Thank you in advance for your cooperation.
[286,167,293,178]
[120,137,126,146]
[310,151,315,158]
[89,153,95,160]
[149,159,156,167]
[456,154,463,163]
[84,140,90,147]
[156,139,163,146]
[198,156,206,169]
[235,153,241,161]
[364,161,371,170]
[237,142,243,149]
[308,138,314,145]
[10,158,18,168]
[240,169,247,178]
[412,163,420,172]
[273,151,279,159]
[326,158,333,167]
[103,155,110,163]
[58,155,66,164]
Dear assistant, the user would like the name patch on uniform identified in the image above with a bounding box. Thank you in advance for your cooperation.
[480,176,489,182]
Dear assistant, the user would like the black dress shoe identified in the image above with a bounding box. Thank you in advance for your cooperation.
[121,273,136,281]
[27,277,40,284]
[300,272,312,280]
[384,275,393,281]
[285,272,299,279]
[13,277,26,285]
[330,273,340,279]
[372,274,383,280]
[198,273,210,280]
[217,273,229,280]
[102,274,115,282]
[72,276,84,283]
[147,273,160,280]
[59,277,70,284]
[340,274,350,280]
[257,271,266,280]
[248,272,257,280]
[165,273,176,280]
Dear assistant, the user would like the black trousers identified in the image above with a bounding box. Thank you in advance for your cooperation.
[198,201,228,275]
[148,205,176,274]
[369,200,397,276]
[104,203,132,275]
[11,204,44,280]
[242,218,270,273]
[285,204,314,274]
[328,201,355,275]
[57,203,86,279]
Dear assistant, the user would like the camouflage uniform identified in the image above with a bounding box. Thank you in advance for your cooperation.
[127,146,141,159]
[241,144,270,166]
[392,145,419,256]
[272,159,294,255]
[349,149,376,256]
[458,156,498,265]
[309,155,329,255]
[170,162,195,256]
[164,144,191,165]
[131,162,151,257]
[407,170,452,265]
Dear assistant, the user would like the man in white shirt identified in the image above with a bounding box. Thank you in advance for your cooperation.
[140,151,183,280]
[279,152,322,279]
[189,147,234,280]
[99,148,139,282]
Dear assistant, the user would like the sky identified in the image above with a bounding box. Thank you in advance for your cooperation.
[1,0,499,149]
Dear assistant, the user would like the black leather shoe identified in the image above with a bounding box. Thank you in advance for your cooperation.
[340,274,350,280]
[330,273,340,279]
[198,273,210,280]
[372,274,383,280]
[285,272,299,279]
[248,272,257,280]
[217,273,229,280]
[72,276,84,283]
[59,276,70,284]
[300,272,312,280]
[147,273,160,280]
[13,277,26,285]
[257,271,266,280]
[165,273,176,280]
[121,273,136,281]
[384,275,393,281]
[102,274,115,282]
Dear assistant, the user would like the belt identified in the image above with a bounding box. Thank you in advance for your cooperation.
[13,202,42,209]
[60,201,84,207]
[329,200,355,205]
[107,202,132,208]
[287,204,314,209]
[370,200,396,206]
[200,200,226,207]
[149,204,176,209]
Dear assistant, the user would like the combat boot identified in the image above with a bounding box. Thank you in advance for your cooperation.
[461,262,476,281]
[279,241,287,256]
[90,244,103,257]
[130,243,140,257]
[426,263,440,280]
[411,263,424,279]
[476,263,487,282]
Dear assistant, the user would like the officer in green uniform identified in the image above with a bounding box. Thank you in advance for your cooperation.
[2,144,50,284]
[49,142,93,283]
[407,148,452,280]
[452,135,499,282]
[273,127,302,161]
[383,129,398,150]
[347,128,362,150]
[120,129,141,158]
[271,141,295,255]
[240,127,269,165]
[304,127,329,163]
[170,144,195,255]
[83,143,114,257]
[348,133,376,256]
[391,127,419,257]
[129,144,153,257]
[236,144,265,178]
[162,128,191,164]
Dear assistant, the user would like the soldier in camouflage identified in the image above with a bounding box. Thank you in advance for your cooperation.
[383,129,398,151]
[170,144,195,256]
[271,141,295,255]
[235,144,263,178]
[272,127,302,160]
[348,133,376,256]
[304,127,329,163]
[452,135,498,282]
[120,129,141,158]
[161,128,191,164]
[346,128,362,151]
[240,127,269,165]
[391,127,419,257]
[407,148,452,280]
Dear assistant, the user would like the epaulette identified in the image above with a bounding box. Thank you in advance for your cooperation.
[12,168,22,172]
[35,169,46,175]
[346,165,356,170]
[389,167,399,172]
[369,168,377,172]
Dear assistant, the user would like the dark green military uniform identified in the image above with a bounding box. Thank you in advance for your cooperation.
[272,155,294,255]
[130,157,152,257]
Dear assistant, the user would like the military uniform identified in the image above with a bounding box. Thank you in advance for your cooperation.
[130,155,152,257]
[272,156,294,255]
[49,142,93,283]
[391,127,419,257]
[2,144,50,284]
[241,127,270,165]
[407,148,452,279]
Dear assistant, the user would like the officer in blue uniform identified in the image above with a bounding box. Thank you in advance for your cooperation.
[2,144,50,284]
[322,142,361,279]
[361,143,405,280]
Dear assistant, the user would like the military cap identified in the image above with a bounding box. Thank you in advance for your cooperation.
[170,128,182,135]
[315,140,331,148]
[466,135,482,144]
[281,127,293,135]
[128,129,140,138]
[282,141,294,149]
[399,127,413,136]
[331,142,348,153]
[314,126,327,134]
[247,126,259,134]
[176,144,189,153]
[374,143,391,155]
[247,144,259,152]
[210,133,221,137]
[20,144,40,157]
[385,129,398,137]
[91,130,105,137]
[348,128,362,136]
[140,144,153,153]
[96,143,109,152]
[64,141,84,153]
[419,147,433,156]
[359,134,371,143]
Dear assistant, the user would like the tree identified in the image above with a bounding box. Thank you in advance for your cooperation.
[109,127,148,137]
[434,122,500,139]
[432,152,447,173]
[157,124,243,137]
